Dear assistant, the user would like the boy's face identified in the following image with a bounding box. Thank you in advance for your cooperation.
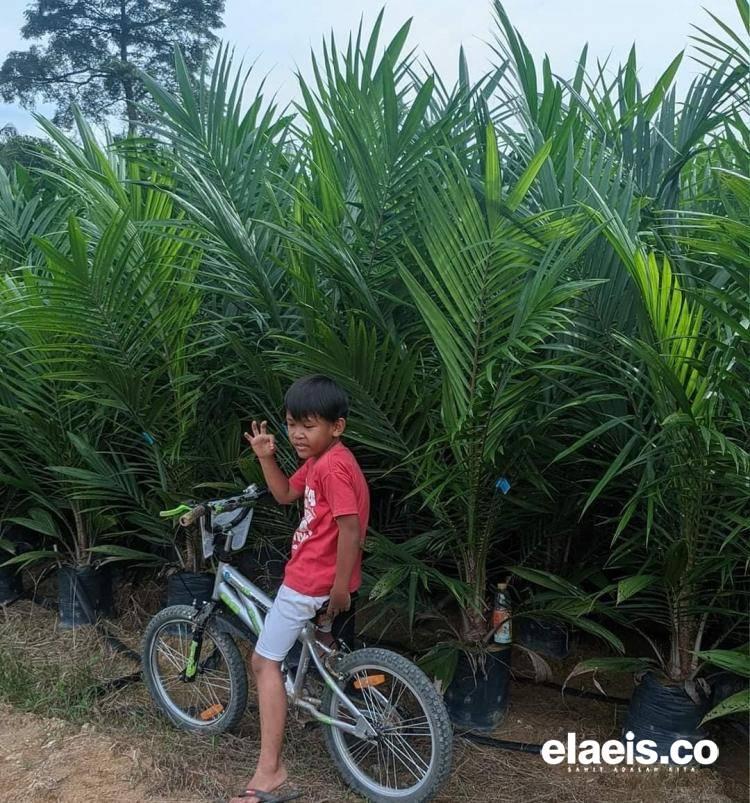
[285,413,345,459]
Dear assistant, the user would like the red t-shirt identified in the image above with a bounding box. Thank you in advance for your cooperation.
[283,441,369,596]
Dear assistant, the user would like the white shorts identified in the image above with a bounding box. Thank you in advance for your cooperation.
[254,584,329,662]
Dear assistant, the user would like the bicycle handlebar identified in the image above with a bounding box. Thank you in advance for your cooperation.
[179,504,206,527]
[162,484,267,528]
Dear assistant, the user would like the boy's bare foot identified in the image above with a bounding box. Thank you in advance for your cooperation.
[229,765,288,803]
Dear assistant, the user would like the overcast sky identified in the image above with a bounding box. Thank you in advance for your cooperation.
[0,0,737,135]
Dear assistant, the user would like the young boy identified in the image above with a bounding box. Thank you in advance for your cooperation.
[232,375,369,803]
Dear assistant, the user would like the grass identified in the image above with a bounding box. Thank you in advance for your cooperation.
[0,639,102,721]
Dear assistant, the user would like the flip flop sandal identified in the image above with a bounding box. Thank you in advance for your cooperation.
[237,789,302,802]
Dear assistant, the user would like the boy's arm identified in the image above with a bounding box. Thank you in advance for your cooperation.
[257,456,303,505]
[244,421,303,504]
[329,514,361,615]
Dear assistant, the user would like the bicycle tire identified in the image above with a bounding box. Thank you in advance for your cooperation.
[321,647,453,802]
[141,604,248,734]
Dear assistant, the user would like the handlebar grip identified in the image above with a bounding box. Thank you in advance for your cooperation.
[179,504,205,527]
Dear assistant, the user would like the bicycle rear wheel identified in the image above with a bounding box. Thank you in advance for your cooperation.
[141,604,248,734]
[321,647,453,802]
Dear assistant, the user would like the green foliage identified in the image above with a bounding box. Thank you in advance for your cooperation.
[0,125,56,175]
[701,690,750,724]
[698,646,750,724]
[698,648,750,677]
[0,3,746,685]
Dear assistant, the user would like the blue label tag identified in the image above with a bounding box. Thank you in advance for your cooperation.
[495,477,511,494]
[142,431,155,445]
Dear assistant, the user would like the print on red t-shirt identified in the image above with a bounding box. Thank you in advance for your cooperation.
[292,486,317,553]
[283,441,369,597]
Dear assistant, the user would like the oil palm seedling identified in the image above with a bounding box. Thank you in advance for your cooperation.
[559,175,749,747]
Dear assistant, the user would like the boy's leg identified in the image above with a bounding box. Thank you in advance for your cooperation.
[233,585,327,802]
[242,653,288,795]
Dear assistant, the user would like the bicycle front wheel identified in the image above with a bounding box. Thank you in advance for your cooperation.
[141,604,248,734]
[321,647,453,802]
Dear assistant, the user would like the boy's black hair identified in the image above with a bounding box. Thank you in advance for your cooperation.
[284,375,349,422]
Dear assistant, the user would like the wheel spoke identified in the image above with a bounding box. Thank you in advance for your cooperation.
[376,736,391,789]
[383,730,432,737]
[206,677,231,698]
[383,715,431,736]
[160,675,186,691]
[200,677,221,707]
[390,732,400,787]
[390,717,430,728]
[347,738,378,765]
[200,666,232,685]
[390,678,409,714]
[188,678,213,709]
[156,638,188,668]
[381,733,428,782]
[354,671,379,723]
[177,626,185,662]
[388,731,430,774]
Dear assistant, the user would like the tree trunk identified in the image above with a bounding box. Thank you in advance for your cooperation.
[668,490,701,680]
[669,584,698,680]
[119,0,138,136]
[72,502,88,566]
[460,548,488,643]
[123,79,138,137]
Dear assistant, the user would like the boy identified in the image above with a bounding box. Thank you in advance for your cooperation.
[232,375,369,803]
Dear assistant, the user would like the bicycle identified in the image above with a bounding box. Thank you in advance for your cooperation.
[141,484,453,802]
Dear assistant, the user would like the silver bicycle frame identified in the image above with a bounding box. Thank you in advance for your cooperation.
[208,531,375,739]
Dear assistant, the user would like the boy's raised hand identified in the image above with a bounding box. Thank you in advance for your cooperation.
[243,420,277,460]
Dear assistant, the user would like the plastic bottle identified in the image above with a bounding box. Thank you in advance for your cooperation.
[492,582,512,645]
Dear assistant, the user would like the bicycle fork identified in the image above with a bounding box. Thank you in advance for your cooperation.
[180,601,215,682]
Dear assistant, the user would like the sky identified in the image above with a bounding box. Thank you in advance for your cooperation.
[0,0,738,135]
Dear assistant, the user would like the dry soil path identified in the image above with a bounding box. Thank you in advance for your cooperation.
[0,703,206,803]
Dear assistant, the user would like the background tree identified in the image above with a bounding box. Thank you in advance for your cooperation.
[0,124,54,173]
[0,0,225,134]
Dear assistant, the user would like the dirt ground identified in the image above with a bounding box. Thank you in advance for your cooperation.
[0,580,747,803]
[0,703,181,803]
